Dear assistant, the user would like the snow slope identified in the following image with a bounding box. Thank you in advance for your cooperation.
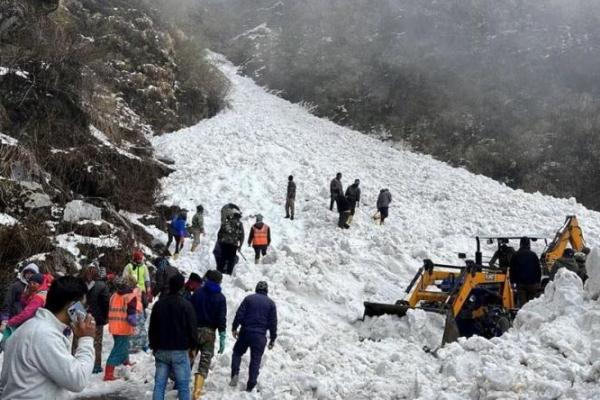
[78,55,600,399]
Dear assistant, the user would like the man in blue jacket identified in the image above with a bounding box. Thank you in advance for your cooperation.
[190,270,227,398]
[167,211,187,259]
[230,281,277,392]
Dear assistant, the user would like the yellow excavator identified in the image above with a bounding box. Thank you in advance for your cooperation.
[363,216,586,345]
[541,215,586,273]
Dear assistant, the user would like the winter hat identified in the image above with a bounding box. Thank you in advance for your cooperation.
[575,252,587,262]
[288,175,293,181]
[28,273,45,284]
[114,276,129,291]
[133,249,144,263]
[189,272,203,283]
[255,281,268,294]
[563,248,575,258]
[22,263,40,275]
[205,270,223,284]
[169,273,185,294]
[197,205,204,213]
[256,214,264,223]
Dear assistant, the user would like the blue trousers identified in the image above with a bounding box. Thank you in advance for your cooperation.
[106,335,130,367]
[153,350,191,400]
[231,332,267,391]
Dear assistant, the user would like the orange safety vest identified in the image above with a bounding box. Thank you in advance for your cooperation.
[108,292,137,336]
[252,224,269,246]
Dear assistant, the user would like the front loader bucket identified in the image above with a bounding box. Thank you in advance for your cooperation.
[441,310,460,345]
[363,301,411,319]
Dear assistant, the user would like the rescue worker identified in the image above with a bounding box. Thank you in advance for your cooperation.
[248,215,271,264]
[104,276,140,381]
[376,189,392,225]
[329,173,343,211]
[2,263,39,322]
[167,212,188,259]
[230,281,277,392]
[190,205,205,253]
[336,193,351,229]
[190,270,227,398]
[285,175,296,220]
[509,237,541,307]
[122,250,152,309]
[149,274,197,400]
[489,241,516,272]
[550,248,587,282]
[345,179,361,224]
[216,207,244,275]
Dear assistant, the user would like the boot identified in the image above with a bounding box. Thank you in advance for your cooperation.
[92,364,103,374]
[173,252,180,260]
[254,257,260,265]
[291,215,294,220]
[347,215,353,225]
[285,214,290,219]
[190,244,198,253]
[103,365,118,381]
[193,373,205,399]
[229,374,239,387]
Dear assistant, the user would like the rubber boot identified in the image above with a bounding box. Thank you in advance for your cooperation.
[92,364,103,374]
[230,375,239,387]
[103,365,118,381]
[192,373,205,399]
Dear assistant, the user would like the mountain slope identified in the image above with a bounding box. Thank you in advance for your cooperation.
[81,55,600,399]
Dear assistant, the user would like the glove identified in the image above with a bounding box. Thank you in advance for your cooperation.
[126,314,138,327]
[268,340,275,350]
[218,331,226,354]
[146,288,153,304]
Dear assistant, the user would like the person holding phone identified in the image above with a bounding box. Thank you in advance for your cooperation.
[0,276,96,399]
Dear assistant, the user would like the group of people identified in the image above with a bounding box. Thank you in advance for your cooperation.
[330,172,393,228]
[0,250,279,400]
[490,237,589,306]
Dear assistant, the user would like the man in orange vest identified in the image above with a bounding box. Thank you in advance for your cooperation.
[248,215,271,264]
[104,276,141,381]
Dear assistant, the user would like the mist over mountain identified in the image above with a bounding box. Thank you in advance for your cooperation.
[187,0,600,209]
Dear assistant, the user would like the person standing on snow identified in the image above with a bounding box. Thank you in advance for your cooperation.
[2,274,48,338]
[104,276,141,381]
[190,270,227,398]
[230,281,277,393]
[190,205,205,253]
[154,252,181,299]
[248,215,272,264]
[336,193,351,229]
[149,274,197,400]
[216,206,244,275]
[122,249,152,309]
[345,179,361,224]
[1,263,39,322]
[167,211,188,259]
[184,273,203,302]
[376,188,392,225]
[81,263,109,374]
[285,175,296,220]
[509,237,541,307]
[0,276,96,399]
[330,172,343,211]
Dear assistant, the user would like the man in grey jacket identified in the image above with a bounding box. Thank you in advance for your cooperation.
[330,173,343,211]
[0,276,96,399]
[285,175,296,220]
[376,189,392,225]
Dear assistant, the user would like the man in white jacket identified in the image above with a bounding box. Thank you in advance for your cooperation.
[0,276,96,399]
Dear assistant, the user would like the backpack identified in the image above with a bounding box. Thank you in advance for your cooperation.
[219,204,243,245]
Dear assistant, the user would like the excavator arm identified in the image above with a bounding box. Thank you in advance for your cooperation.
[542,216,586,269]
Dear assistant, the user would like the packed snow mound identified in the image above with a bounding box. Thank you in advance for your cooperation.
[79,55,600,399]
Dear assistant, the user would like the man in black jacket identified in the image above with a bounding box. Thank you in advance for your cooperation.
[154,252,180,299]
[509,237,542,307]
[149,274,197,400]
[190,270,227,398]
[82,263,110,374]
[345,179,361,224]
[336,194,351,229]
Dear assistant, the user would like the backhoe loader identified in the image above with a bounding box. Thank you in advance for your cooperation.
[364,216,586,345]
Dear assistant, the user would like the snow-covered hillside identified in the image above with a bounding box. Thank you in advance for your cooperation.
[79,55,600,399]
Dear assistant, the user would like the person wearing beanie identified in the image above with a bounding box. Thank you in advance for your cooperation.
[2,263,39,322]
[285,175,296,220]
[183,273,203,301]
[122,249,152,308]
[104,276,140,381]
[509,237,541,307]
[191,205,205,253]
[230,281,278,392]
[149,274,197,400]
[248,215,272,264]
[190,270,227,397]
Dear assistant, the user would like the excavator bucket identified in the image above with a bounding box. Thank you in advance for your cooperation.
[363,301,411,319]
[441,309,461,345]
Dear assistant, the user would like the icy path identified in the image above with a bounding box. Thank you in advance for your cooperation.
[79,55,600,399]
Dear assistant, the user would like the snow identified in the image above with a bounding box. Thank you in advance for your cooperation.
[63,200,103,223]
[0,132,18,146]
[0,213,17,226]
[68,55,600,398]
[54,233,120,258]
[89,125,142,160]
